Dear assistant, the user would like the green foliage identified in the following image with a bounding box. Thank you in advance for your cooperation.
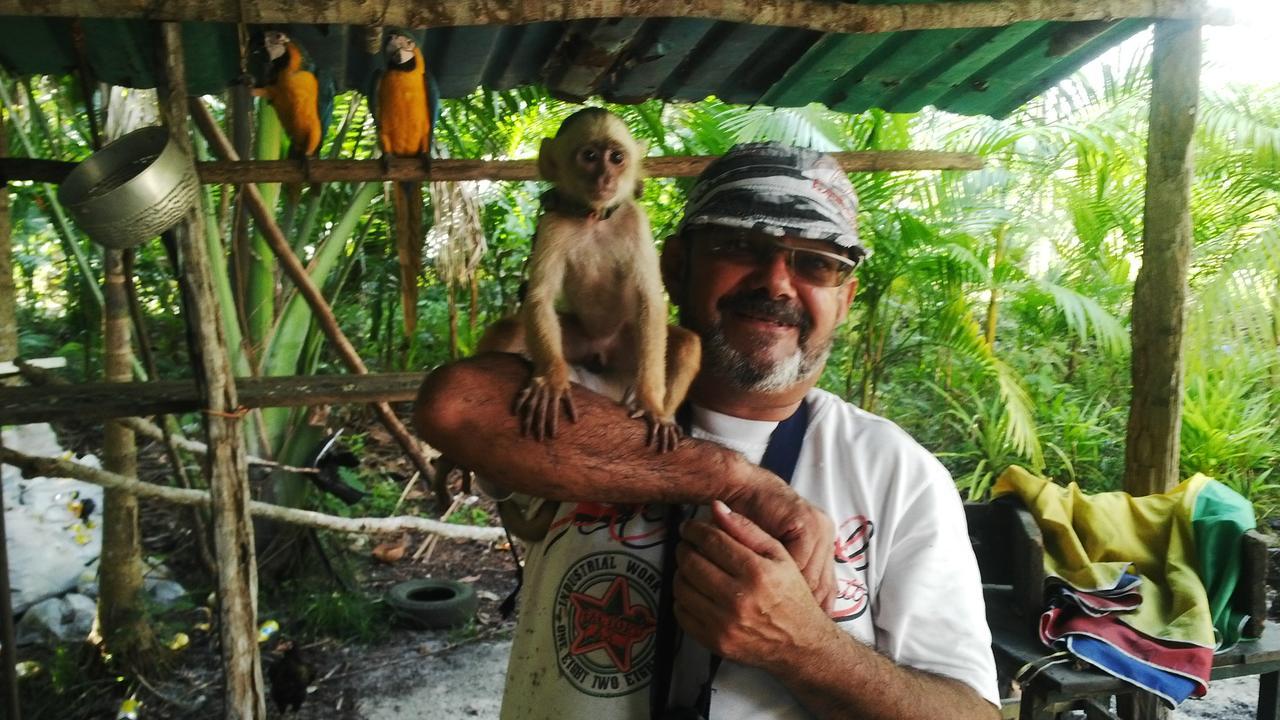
[276,582,391,644]
[6,39,1280,521]
[447,505,493,526]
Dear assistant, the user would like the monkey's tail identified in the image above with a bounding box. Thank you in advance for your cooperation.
[392,180,424,337]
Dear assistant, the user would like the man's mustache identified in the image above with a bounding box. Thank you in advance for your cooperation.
[717,291,812,332]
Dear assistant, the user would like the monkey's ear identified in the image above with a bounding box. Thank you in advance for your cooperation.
[537,138,558,182]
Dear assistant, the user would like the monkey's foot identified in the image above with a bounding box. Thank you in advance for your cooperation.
[624,392,682,453]
[301,155,315,184]
[515,375,577,441]
[379,153,393,180]
[432,454,473,496]
[418,152,432,180]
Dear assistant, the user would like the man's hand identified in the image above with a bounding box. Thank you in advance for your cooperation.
[724,482,836,610]
[673,500,838,673]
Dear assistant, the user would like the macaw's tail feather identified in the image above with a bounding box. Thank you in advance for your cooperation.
[393,180,424,337]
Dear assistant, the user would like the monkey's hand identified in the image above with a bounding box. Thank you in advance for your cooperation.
[515,367,578,441]
[623,388,682,454]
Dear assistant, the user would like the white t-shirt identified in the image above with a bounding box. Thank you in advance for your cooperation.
[498,385,999,719]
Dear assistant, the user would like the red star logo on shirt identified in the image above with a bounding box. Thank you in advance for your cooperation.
[568,576,656,671]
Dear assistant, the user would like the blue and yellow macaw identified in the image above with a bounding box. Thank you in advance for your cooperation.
[253,30,323,160]
[252,30,333,228]
[371,30,440,337]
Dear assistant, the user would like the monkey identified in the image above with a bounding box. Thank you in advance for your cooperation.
[479,108,702,455]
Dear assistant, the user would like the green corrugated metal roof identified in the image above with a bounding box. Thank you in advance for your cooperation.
[0,15,1149,118]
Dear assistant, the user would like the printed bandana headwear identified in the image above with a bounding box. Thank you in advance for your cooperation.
[677,141,868,264]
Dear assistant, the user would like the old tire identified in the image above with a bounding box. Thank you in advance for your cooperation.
[385,579,477,629]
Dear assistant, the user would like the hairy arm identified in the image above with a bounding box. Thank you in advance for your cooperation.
[676,503,999,720]
[414,353,835,604]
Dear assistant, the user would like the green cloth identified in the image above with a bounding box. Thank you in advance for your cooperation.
[992,467,1256,650]
[1193,479,1258,647]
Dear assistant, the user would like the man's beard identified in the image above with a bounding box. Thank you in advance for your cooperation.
[699,292,833,393]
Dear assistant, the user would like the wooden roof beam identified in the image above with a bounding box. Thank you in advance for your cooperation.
[0,0,1232,31]
[0,151,983,186]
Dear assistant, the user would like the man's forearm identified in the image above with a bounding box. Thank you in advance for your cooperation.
[772,626,999,720]
[414,353,777,509]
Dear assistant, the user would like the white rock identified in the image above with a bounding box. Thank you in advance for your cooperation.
[146,579,188,609]
[63,593,97,638]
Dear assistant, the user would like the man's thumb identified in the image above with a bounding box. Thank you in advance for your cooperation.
[713,500,784,559]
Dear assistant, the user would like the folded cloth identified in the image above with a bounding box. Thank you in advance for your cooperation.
[993,466,1256,707]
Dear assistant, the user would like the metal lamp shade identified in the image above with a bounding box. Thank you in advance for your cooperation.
[57,126,199,249]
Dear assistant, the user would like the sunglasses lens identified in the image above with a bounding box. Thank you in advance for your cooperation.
[699,233,855,287]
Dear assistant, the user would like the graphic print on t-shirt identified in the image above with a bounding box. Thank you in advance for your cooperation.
[544,502,667,554]
[554,552,661,697]
[831,514,875,622]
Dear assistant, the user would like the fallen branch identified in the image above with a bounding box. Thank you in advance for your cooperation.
[0,447,503,543]
[119,416,317,473]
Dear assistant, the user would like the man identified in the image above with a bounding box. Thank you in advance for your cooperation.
[415,142,999,719]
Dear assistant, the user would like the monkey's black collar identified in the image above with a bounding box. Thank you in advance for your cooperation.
[540,189,622,220]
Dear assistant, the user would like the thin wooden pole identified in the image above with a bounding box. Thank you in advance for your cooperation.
[0,0,1231,32]
[1123,19,1201,502]
[157,22,264,720]
[188,98,443,506]
[0,150,986,185]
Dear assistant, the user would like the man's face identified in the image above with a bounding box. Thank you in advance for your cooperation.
[667,227,858,393]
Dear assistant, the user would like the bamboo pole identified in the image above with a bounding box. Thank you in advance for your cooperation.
[0,0,1231,32]
[157,22,264,720]
[1120,27,1200,717]
[0,447,504,542]
[0,150,986,185]
[187,98,443,506]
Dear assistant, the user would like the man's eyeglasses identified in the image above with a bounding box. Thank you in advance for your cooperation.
[692,231,859,287]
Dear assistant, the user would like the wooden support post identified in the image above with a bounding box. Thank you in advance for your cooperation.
[1121,18,1201,720]
[157,22,264,720]
[188,99,443,507]
[0,80,21,720]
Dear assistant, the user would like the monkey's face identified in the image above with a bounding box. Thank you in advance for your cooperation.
[564,137,633,207]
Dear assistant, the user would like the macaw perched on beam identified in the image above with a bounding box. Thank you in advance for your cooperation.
[252,30,333,229]
[371,30,440,338]
[253,30,324,162]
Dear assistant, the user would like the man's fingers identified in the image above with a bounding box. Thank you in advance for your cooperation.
[675,539,735,595]
[680,519,759,577]
[711,500,786,561]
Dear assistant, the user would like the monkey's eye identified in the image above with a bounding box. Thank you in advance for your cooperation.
[608,150,625,165]
[581,149,599,163]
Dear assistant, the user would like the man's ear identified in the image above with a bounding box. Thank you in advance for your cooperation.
[660,234,687,306]
[537,137,558,182]
[836,277,858,324]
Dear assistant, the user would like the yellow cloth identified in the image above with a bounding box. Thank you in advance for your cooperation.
[992,466,1215,648]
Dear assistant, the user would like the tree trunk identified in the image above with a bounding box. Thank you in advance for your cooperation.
[157,22,264,720]
[97,249,158,666]
[1122,19,1202,718]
